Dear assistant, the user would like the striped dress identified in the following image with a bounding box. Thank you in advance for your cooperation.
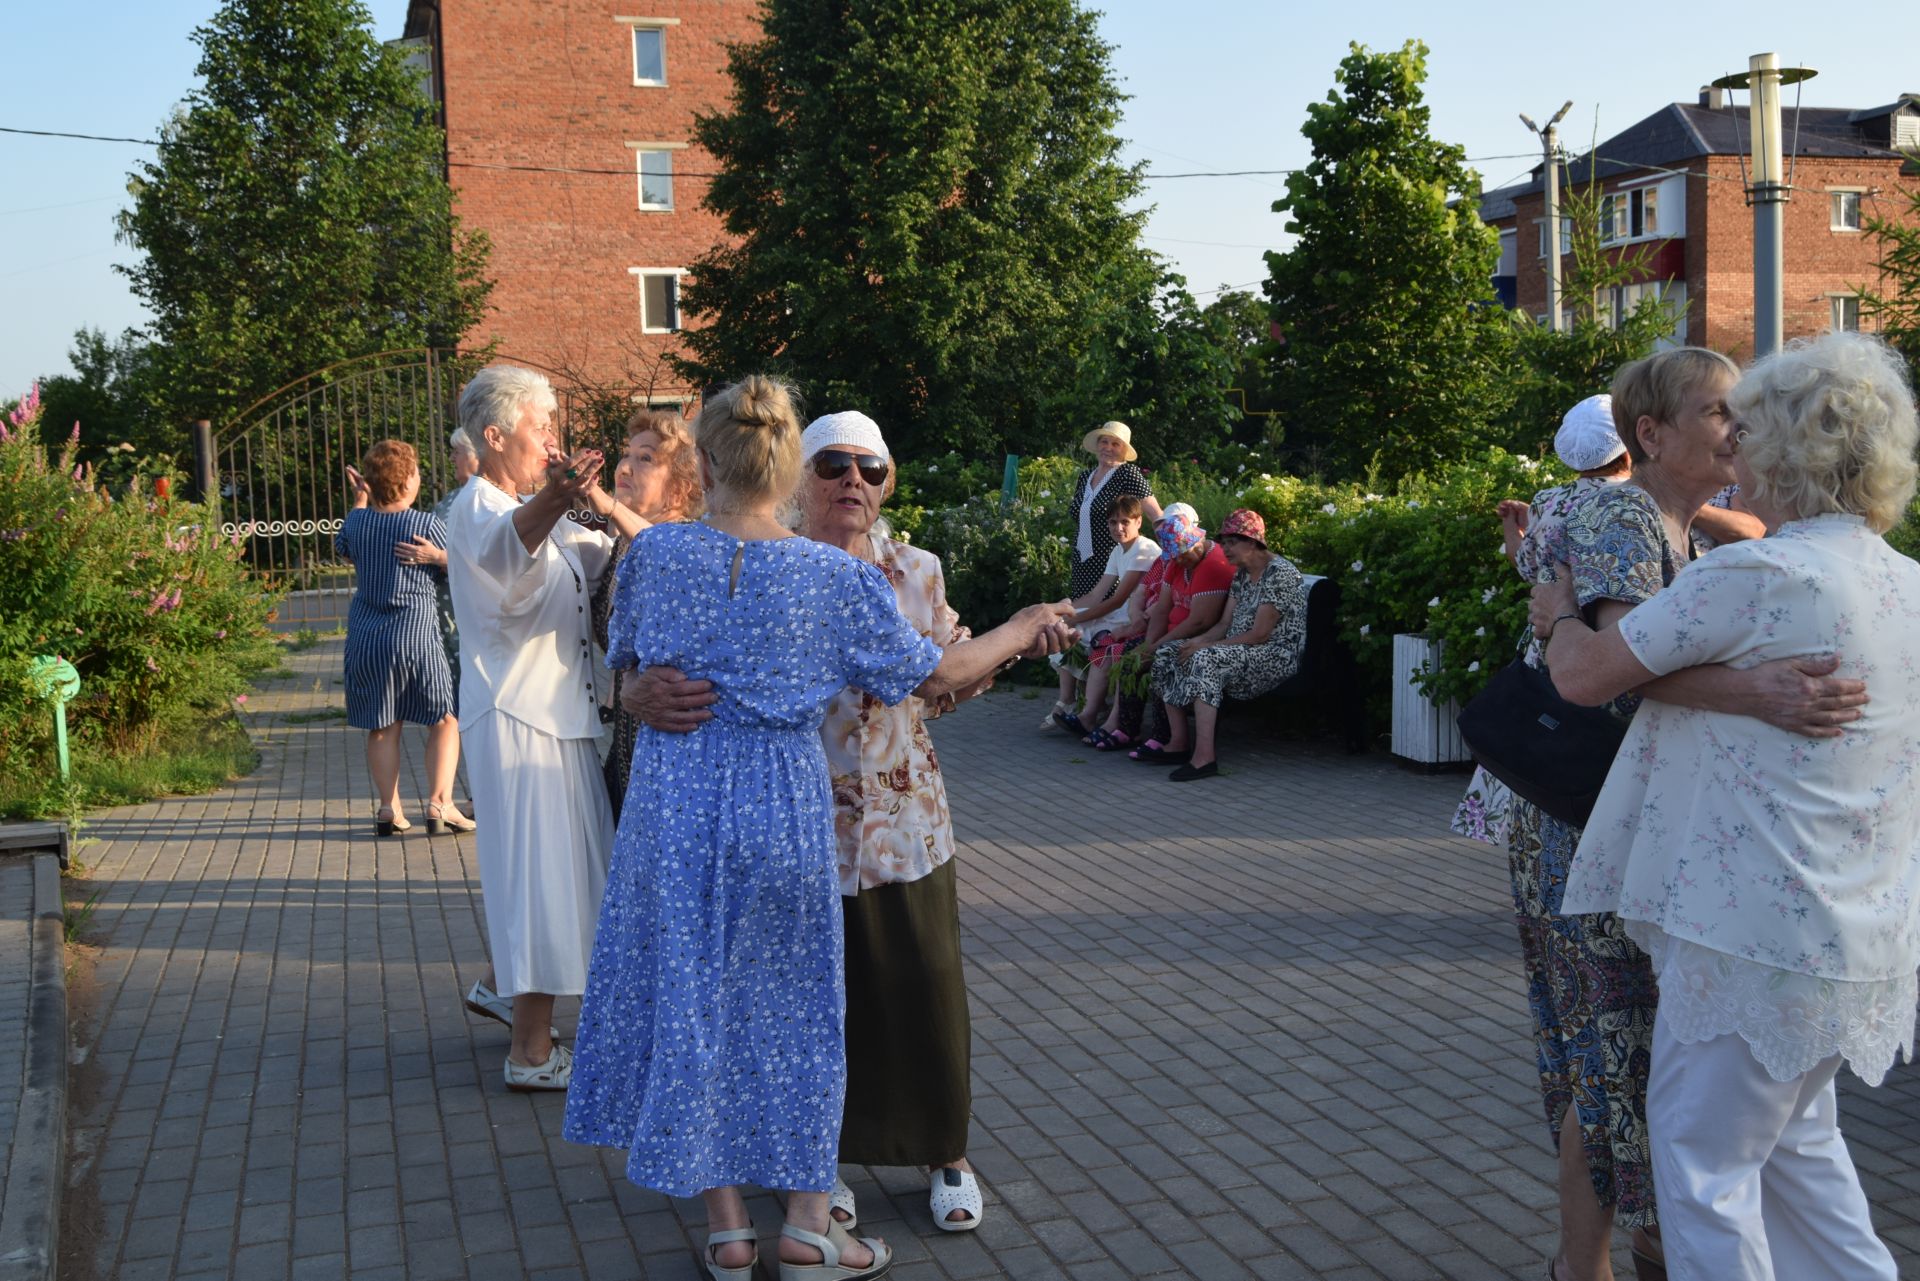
[335,508,456,730]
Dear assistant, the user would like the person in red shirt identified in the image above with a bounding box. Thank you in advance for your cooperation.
[1128,508,1232,764]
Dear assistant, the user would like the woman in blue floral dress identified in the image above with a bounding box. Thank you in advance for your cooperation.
[562,377,1073,1281]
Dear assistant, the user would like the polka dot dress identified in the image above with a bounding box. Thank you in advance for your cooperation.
[562,522,941,1197]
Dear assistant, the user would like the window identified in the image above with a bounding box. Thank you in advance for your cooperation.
[1599,188,1660,244]
[633,269,682,332]
[1831,295,1861,332]
[1536,218,1570,257]
[1831,190,1863,232]
[636,150,673,210]
[618,17,681,85]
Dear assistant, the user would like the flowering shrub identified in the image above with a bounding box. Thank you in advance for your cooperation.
[0,386,280,784]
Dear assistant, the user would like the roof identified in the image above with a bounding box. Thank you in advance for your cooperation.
[1479,96,1912,220]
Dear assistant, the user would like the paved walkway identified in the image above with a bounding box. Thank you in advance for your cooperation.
[60,639,1920,1280]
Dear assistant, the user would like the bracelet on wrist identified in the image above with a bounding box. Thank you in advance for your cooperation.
[1549,612,1585,638]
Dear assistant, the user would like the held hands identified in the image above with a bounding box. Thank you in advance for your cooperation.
[1015,600,1078,659]
[345,464,371,509]
[1497,499,1530,538]
[621,665,716,734]
[394,536,446,568]
[542,447,605,501]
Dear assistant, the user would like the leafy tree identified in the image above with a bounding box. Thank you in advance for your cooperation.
[676,0,1149,458]
[1859,177,1920,371]
[1200,289,1282,448]
[36,328,172,463]
[1497,174,1680,453]
[1263,40,1511,482]
[116,0,492,430]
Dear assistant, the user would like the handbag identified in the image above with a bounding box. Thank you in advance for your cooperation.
[1455,629,1628,829]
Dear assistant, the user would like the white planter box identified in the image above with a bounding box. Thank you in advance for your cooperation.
[1391,633,1470,765]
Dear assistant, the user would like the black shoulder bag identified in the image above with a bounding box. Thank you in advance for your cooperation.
[1455,626,1628,829]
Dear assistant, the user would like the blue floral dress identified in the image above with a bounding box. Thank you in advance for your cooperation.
[562,522,942,1197]
[1507,482,1685,1229]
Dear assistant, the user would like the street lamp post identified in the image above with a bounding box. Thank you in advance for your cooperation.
[1713,54,1818,360]
[1520,101,1574,334]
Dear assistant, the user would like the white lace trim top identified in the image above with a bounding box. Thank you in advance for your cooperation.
[1634,925,1916,1086]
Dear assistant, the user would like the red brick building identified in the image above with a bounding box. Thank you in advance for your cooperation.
[1482,90,1920,360]
[400,0,760,400]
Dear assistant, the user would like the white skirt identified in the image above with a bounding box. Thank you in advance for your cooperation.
[464,711,613,996]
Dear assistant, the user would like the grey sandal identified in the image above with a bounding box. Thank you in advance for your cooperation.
[778,1220,891,1281]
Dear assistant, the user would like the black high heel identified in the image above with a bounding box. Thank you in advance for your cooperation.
[375,807,412,837]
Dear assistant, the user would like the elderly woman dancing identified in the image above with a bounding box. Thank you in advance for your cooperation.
[562,378,1074,1281]
[1533,332,1915,1281]
[444,365,652,1090]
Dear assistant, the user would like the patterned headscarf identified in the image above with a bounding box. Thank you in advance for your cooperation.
[1218,508,1267,547]
[1154,508,1205,559]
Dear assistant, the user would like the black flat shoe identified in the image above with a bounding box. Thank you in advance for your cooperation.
[1168,761,1218,782]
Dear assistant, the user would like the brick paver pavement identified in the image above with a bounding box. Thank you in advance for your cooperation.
[60,639,1920,1279]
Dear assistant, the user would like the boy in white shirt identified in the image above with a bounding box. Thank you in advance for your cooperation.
[1051,495,1159,734]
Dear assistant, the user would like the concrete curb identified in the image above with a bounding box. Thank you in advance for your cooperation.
[0,852,66,1281]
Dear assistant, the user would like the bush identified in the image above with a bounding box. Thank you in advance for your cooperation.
[0,385,281,787]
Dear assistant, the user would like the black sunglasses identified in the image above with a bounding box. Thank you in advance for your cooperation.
[811,450,889,486]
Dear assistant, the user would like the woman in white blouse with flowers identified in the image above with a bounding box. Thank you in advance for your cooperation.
[1532,332,1920,1281]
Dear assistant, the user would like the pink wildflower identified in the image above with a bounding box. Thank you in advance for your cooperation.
[214,629,227,640]
[69,421,80,442]
[145,655,159,672]
[145,588,169,616]
[233,694,248,706]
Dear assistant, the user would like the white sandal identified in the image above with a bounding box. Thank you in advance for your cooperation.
[502,1043,571,1092]
[778,1220,891,1281]
[703,1226,758,1281]
[929,1166,983,1232]
[829,1175,858,1232]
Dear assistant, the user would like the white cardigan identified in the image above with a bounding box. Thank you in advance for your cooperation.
[445,476,613,739]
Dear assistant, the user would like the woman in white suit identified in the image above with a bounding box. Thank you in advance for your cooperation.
[445,365,649,1090]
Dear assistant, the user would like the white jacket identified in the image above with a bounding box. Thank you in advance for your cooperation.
[445,476,613,739]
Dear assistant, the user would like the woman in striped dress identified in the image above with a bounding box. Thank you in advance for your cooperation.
[337,439,470,836]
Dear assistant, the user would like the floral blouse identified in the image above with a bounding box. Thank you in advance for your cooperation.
[823,533,972,896]
[1564,515,1920,1084]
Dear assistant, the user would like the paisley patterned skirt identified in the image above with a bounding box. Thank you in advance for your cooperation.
[1506,798,1659,1227]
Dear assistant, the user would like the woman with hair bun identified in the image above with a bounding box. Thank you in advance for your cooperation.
[563,376,1075,1281]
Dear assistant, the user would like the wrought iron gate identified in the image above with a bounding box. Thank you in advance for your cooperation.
[212,349,619,629]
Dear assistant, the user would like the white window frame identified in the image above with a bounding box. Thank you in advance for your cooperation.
[628,141,687,212]
[1598,183,1662,247]
[1830,189,1864,232]
[617,16,679,87]
[1535,217,1570,259]
[631,267,685,334]
[1829,293,1862,332]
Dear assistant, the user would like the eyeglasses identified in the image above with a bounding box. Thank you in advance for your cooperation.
[811,450,889,486]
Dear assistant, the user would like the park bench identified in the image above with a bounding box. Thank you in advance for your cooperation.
[1223,573,1367,753]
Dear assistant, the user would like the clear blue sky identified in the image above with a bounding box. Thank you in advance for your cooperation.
[4,0,1917,401]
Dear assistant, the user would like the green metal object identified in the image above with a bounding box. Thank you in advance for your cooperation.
[28,656,80,781]
[1000,454,1020,509]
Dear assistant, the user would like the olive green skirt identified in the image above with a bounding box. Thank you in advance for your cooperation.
[838,858,972,1166]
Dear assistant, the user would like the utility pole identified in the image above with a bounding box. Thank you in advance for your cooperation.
[1520,101,1574,333]
[1713,55,1817,359]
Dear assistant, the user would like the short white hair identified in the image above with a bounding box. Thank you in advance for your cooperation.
[1733,332,1919,534]
[448,426,478,459]
[458,365,557,446]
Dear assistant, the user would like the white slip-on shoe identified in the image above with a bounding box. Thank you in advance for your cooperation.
[464,980,560,1040]
[929,1166,983,1232]
[503,1043,572,1092]
[829,1176,858,1233]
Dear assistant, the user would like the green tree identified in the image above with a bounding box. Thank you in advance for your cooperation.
[676,0,1149,458]
[36,328,171,462]
[1498,174,1680,452]
[1200,288,1282,448]
[116,0,492,429]
[1859,177,1920,371]
[1263,40,1510,482]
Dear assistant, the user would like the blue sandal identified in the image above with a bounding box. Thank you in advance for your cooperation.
[1052,708,1086,735]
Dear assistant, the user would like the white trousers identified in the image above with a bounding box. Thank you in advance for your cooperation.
[1648,1016,1897,1281]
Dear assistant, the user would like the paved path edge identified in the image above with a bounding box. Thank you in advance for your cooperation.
[0,852,67,1281]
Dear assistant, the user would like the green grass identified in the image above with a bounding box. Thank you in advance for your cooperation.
[0,712,259,821]
[64,889,103,944]
[283,627,322,652]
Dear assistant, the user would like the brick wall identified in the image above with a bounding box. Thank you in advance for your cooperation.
[438,0,759,395]
[1497,154,1910,361]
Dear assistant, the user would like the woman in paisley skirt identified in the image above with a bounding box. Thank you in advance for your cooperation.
[1503,355,1862,1281]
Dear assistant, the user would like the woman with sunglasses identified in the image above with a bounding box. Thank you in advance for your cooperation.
[617,411,1052,1242]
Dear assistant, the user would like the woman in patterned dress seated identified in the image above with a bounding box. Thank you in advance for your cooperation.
[1147,508,1309,782]
[1532,332,1915,1281]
